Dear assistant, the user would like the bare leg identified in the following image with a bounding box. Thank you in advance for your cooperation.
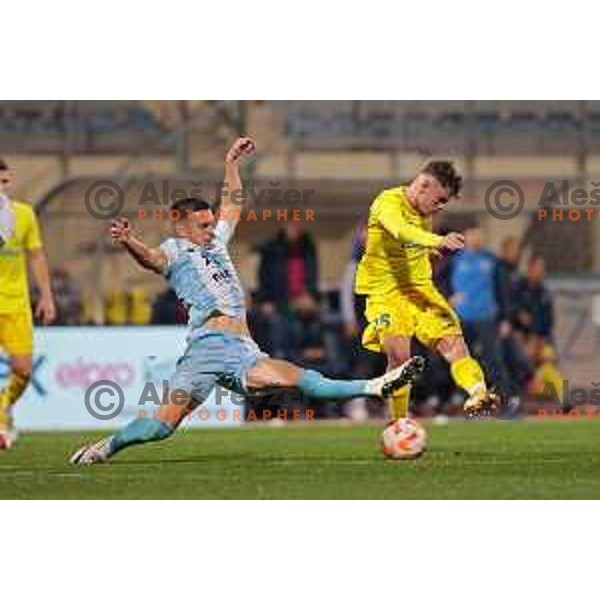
[0,354,32,431]
[383,336,412,368]
[246,356,425,401]
[155,388,198,428]
[435,334,470,362]
[246,358,303,388]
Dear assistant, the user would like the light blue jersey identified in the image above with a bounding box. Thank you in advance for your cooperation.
[159,221,245,330]
[159,220,266,400]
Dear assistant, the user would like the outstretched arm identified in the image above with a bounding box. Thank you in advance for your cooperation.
[110,217,167,274]
[376,192,465,252]
[220,136,256,237]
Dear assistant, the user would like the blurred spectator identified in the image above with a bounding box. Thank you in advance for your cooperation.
[514,257,565,399]
[495,236,533,393]
[32,267,82,325]
[256,223,318,310]
[450,225,511,394]
[151,288,179,324]
[340,221,367,340]
[151,288,188,325]
[50,268,82,325]
[246,295,286,358]
[514,257,553,341]
[248,291,334,421]
[496,236,522,332]
[431,226,453,298]
[105,290,128,325]
[286,292,328,368]
[81,294,104,325]
[286,292,338,418]
[130,288,152,325]
[340,221,385,420]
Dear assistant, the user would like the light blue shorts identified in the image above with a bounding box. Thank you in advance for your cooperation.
[169,329,268,404]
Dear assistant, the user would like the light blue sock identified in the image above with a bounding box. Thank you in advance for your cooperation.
[108,418,174,455]
[297,369,368,399]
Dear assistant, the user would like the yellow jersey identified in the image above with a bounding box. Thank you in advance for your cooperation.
[355,186,442,294]
[0,200,42,314]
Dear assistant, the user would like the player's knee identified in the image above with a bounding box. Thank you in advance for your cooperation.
[436,335,469,363]
[386,343,411,368]
[11,360,32,382]
[246,359,299,389]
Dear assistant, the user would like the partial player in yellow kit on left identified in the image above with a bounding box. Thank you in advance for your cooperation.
[0,159,56,448]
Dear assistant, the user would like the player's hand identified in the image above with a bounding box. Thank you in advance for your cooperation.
[226,136,256,165]
[35,294,56,325]
[438,232,465,252]
[110,217,131,244]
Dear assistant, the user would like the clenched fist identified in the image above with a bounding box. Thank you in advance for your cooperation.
[438,232,465,252]
[110,217,131,244]
[226,136,256,165]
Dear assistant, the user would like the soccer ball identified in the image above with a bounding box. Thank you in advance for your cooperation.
[382,418,427,459]
[0,431,15,451]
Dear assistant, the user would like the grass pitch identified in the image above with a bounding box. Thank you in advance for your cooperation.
[1,419,600,499]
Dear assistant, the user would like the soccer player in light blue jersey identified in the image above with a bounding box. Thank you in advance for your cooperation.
[71,137,424,465]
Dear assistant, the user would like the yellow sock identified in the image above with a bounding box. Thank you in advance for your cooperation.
[0,372,29,430]
[537,361,564,401]
[389,385,411,420]
[0,408,10,431]
[450,356,486,396]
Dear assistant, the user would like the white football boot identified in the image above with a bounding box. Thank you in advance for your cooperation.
[364,356,426,399]
[70,438,113,465]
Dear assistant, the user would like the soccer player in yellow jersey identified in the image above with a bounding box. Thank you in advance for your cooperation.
[0,159,56,448]
[355,161,497,419]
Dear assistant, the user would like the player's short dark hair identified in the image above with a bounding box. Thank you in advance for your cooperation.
[170,197,213,219]
[421,161,462,198]
[0,159,8,171]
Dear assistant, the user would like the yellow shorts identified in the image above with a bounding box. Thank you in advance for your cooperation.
[362,284,462,352]
[0,311,33,355]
